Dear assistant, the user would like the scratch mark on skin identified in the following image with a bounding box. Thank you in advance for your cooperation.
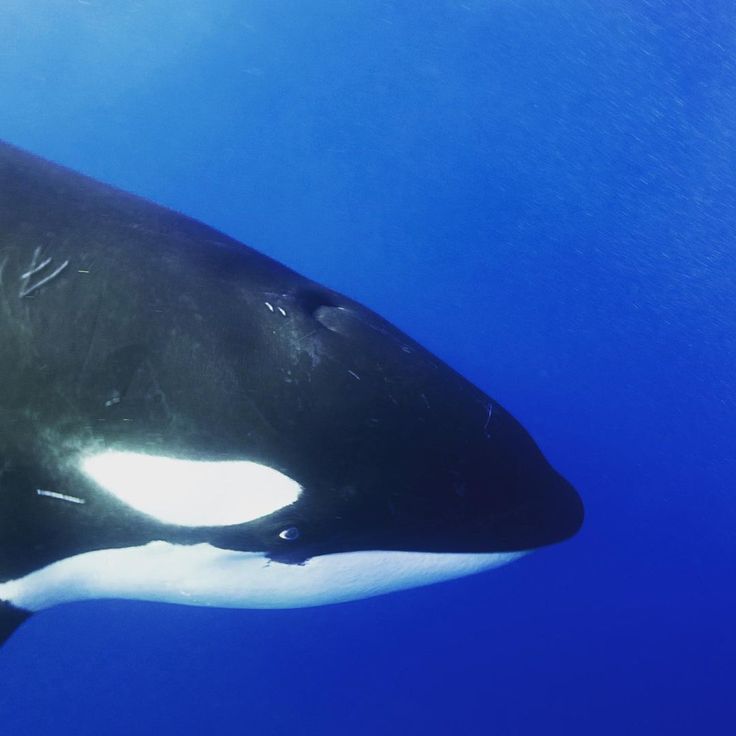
[296,330,318,345]
[21,253,52,280]
[348,370,361,381]
[264,301,275,312]
[21,261,70,297]
[483,402,493,435]
[421,393,431,409]
[36,489,86,505]
[277,306,287,317]
[19,247,70,298]
[78,292,104,382]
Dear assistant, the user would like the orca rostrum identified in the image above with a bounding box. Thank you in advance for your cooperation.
[0,141,583,645]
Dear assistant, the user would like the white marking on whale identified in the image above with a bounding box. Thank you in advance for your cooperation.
[36,489,86,505]
[0,542,526,612]
[81,451,302,527]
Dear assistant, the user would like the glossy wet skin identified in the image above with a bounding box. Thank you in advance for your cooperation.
[0,141,583,585]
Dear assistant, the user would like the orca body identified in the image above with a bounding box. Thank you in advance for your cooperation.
[0,142,583,645]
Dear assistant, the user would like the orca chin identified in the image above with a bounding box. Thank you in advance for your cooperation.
[0,543,527,613]
[0,140,583,646]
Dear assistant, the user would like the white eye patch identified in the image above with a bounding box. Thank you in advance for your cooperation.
[81,451,302,527]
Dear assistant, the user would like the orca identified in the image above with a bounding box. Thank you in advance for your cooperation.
[0,141,583,645]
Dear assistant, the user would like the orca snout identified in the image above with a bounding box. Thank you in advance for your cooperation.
[466,403,584,552]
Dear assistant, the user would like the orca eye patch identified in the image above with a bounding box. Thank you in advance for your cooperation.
[81,451,302,527]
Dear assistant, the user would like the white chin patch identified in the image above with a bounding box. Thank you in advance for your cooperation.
[0,543,528,613]
[80,451,302,527]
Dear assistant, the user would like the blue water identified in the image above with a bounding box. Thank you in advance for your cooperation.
[1,1,734,733]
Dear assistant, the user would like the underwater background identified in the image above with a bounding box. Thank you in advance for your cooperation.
[0,1,733,734]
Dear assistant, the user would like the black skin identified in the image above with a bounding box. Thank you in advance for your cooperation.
[0,141,583,585]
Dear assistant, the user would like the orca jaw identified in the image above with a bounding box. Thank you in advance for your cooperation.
[0,541,527,614]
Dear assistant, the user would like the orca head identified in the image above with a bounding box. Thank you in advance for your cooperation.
[8,283,582,611]
[0,140,582,623]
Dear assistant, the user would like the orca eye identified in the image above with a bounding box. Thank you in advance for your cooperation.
[279,526,300,541]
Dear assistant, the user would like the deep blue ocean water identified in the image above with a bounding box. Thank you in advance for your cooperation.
[0,1,734,734]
